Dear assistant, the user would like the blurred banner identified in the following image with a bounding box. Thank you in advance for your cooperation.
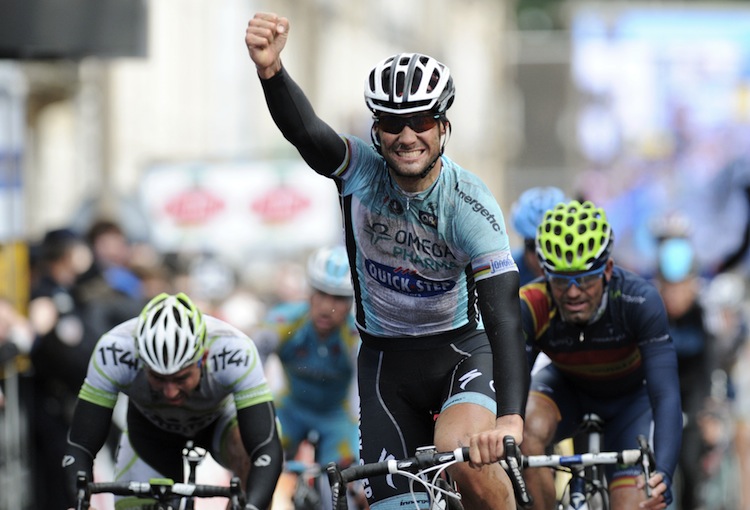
[138,159,343,265]
[0,63,29,311]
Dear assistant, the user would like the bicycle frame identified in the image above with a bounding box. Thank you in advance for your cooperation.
[566,413,608,510]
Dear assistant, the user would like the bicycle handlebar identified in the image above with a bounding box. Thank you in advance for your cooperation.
[501,448,642,469]
[331,447,469,484]
[326,436,534,510]
[75,472,245,510]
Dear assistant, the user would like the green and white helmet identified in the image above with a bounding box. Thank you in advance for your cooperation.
[536,200,614,272]
[135,292,206,374]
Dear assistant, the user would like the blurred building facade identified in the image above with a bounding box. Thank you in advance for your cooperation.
[3,0,750,301]
[0,0,527,305]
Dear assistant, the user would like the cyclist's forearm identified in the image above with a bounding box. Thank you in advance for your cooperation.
[237,402,284,508]
[260,66,346,175]
[477,272,530,418]
[63,399,114,504]
[642,341,682,479]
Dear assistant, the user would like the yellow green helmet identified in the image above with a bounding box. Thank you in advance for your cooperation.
[536,200,614,272]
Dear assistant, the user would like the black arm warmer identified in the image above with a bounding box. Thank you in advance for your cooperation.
[260,67,348,176]
[237,401,284,510]
[63,399,115,505]
[476,271,530,418]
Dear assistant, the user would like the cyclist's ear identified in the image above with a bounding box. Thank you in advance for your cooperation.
[604,258,614,281]
[370,123,381,150]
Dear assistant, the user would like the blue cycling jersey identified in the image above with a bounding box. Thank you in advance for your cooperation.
[520,266,682,482]
[264,301,359,411]
[262,301,360,464]
[333,136,517,339]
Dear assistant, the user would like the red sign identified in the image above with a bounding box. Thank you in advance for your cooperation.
[251,186,311,222]
[165,189,225,224]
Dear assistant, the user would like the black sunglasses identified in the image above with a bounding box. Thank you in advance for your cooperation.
[376,114,441,134]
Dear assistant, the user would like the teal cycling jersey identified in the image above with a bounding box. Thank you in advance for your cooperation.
[333,136,517,338]
[263,301,358,411]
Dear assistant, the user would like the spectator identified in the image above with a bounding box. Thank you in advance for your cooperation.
[0,297,33,408]
[77,219,145,340]
[28,228,97,510]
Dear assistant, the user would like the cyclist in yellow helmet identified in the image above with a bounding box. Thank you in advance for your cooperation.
[520,200,681,510]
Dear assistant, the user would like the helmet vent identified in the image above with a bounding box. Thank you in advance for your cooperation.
[411,68,423,94]
[151,307,164,328]
[395,72,405,97]
[161,343,170,365]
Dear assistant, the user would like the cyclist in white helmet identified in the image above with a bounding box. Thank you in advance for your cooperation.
[63,293,282,510]
[256,246,360,508]
[246,13,527,510]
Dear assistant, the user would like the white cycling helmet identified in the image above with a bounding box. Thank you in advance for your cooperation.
[307,246,354,297]
[135,292,206,375]
[364,53,455,115]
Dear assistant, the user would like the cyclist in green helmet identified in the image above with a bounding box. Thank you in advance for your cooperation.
[520,200,682,510]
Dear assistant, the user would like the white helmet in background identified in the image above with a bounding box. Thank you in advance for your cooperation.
[135,292,206,375]
[307,246,354,297]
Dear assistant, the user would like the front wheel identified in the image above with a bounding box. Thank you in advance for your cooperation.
[585,486,609,510]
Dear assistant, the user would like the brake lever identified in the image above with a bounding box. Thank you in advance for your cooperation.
[502,436,533,509]
[636,434,655,498]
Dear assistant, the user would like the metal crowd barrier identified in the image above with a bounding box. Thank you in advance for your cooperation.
[0,350,32,510]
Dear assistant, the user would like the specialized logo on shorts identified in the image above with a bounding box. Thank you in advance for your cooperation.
[365,259,455,297]
[254,454,272,467]
[62,454,75,467]
[459,369,482,390]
